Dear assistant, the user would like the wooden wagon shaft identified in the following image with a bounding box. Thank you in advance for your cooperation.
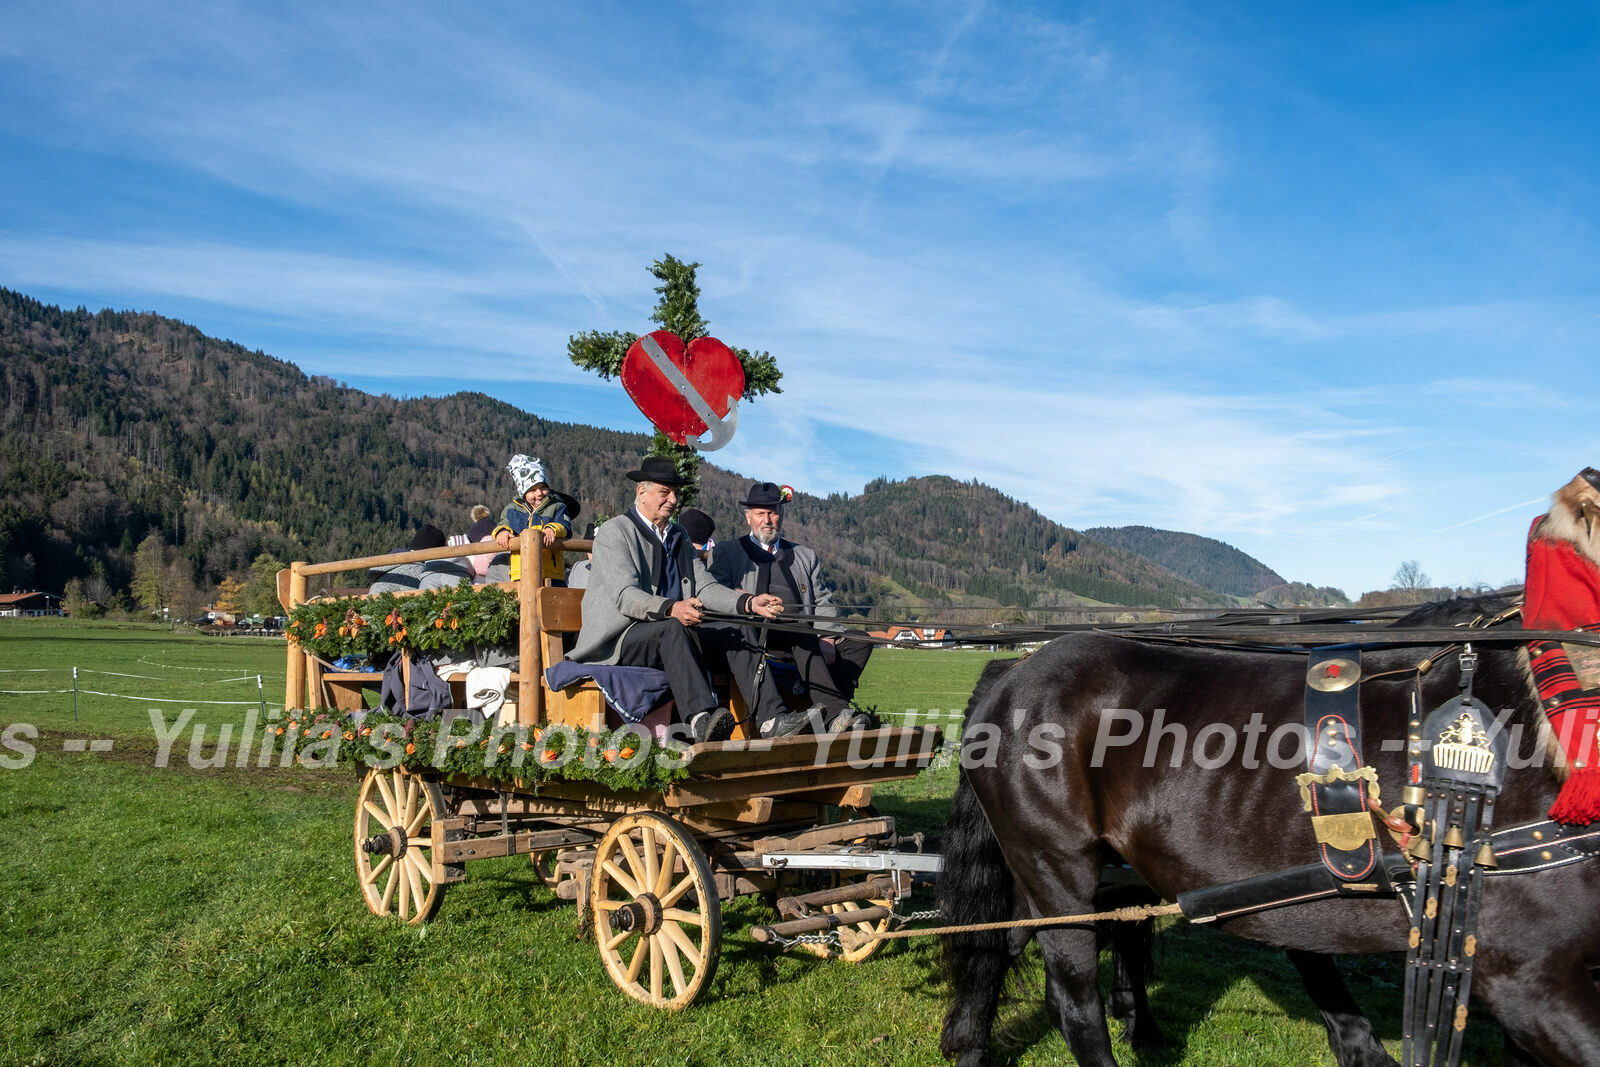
[776,875,905,918]
[749,907,896,943]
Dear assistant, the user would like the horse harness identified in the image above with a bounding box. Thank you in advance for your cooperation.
[1168,632,1599,1067]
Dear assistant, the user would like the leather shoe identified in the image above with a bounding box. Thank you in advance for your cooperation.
[827,707,879,732]
[690,707,736,743]
[758,709,812,738]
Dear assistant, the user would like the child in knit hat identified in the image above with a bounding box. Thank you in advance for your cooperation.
[493,454,572,582]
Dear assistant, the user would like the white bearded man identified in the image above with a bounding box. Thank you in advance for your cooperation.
[708,481,876,734]
[1522,467,1600,824]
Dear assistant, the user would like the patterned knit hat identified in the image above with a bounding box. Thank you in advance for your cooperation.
[507,454,549,497]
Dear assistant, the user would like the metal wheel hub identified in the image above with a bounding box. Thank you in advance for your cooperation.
[613,893,664,935]
[360,825,408,858]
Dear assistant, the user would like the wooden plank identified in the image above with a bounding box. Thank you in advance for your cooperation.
[538,586,585,632]
[664,763,924,808]
[783,785,874,810]
[438,826,596,864]
[679,727,941,778]
[749,817,894,854]
[545,682,606,732]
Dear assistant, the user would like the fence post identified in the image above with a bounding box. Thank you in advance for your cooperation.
[73,666,79,723]
[257,674,266,720]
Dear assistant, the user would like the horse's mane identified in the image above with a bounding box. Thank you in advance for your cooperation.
[1388,590,1521,630]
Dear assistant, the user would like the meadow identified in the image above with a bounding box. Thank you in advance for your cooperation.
[0,620,1504,1065]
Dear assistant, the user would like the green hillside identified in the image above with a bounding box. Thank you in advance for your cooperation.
[2,288,1238,612]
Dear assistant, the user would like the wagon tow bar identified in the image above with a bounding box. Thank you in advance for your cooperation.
[750,846,944,951]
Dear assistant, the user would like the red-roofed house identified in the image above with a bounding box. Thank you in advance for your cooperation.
[0,591,62,617]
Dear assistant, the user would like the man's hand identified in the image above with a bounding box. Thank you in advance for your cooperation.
[749,594,784,619]
[670,597,705,626]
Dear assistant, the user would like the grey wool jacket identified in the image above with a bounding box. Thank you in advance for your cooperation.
[709,536,845,635]
[569,508,749,665]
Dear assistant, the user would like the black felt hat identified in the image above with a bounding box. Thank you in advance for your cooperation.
[1582,468,1600,493]
[739,481,786,509]
[410,524,447,551]
[627,455,687,487]
[678,508,716,546]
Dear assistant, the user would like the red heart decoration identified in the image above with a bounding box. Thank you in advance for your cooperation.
[620,330,745,445]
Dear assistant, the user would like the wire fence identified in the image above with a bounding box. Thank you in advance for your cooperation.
[0,667,279,720]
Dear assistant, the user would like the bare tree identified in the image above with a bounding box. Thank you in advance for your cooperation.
[1392,559,1431,593]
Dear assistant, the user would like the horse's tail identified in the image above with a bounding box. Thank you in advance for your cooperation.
[939,658,1021,1063]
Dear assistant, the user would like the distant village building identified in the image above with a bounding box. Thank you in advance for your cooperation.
[867,624,952,647]
[0,591,63,617]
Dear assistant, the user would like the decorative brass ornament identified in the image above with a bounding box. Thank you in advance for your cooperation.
[1307,656,1361,692]
[1433,712,1495,775]
[1295,764,1380,812]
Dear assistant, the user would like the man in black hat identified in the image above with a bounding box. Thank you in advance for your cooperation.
[709,481,876,732]
[568,456,791,742]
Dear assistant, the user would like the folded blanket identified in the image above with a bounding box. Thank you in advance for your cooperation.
[545,659,671,724]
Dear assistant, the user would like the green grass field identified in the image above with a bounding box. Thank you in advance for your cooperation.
[0,620,1505,1065]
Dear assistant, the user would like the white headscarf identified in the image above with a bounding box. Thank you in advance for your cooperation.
[507,454,548,497]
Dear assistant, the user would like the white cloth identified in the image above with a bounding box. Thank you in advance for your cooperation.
[465,666,512,721]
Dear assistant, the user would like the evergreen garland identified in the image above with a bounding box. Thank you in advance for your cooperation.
[277,710,693,792]
[286,582,518,658]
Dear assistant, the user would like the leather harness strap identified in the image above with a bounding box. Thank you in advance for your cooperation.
[1299,647,1380,880]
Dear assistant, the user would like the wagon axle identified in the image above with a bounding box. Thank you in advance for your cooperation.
[610,894,664,936]
[360,828,407,858]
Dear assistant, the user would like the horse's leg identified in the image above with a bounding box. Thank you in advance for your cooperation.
[1035,924,1121,1067]
[939,770,1027,1066]
[1104,909,1173,1053]
[1284,951,1396,1067]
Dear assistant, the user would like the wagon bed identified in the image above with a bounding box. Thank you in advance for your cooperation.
[282,533,945,1007]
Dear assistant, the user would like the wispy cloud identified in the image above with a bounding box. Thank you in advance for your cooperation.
[3,0,1596,597]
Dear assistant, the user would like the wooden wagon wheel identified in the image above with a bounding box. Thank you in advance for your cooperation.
[354,767,450,925]
[590,811,722,1009]
[798,804,894,963]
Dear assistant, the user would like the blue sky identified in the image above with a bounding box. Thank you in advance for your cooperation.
[3,1,1597,596]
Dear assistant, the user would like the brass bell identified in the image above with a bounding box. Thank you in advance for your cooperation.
[1474,841,1498,869]
[1442,825,1466,850]
[1408,833,1432,861]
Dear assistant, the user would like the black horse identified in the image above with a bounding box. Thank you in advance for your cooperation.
[941,595,1600,1065]
[954,656,1397,1066]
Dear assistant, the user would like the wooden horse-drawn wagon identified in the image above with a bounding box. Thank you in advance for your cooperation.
[279,529,943,1008]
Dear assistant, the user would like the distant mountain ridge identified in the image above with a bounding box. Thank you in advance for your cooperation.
[0,288,1327,611]
[1086,525,1349,606]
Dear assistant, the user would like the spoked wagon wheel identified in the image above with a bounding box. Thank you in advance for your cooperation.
[354,767,449,925]
[590,811,722,1009]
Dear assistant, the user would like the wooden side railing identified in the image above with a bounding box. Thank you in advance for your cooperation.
[279,529,593,723]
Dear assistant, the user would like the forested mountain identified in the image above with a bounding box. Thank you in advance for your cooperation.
[1084,525,1349,606]
[2,288,1296,613]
